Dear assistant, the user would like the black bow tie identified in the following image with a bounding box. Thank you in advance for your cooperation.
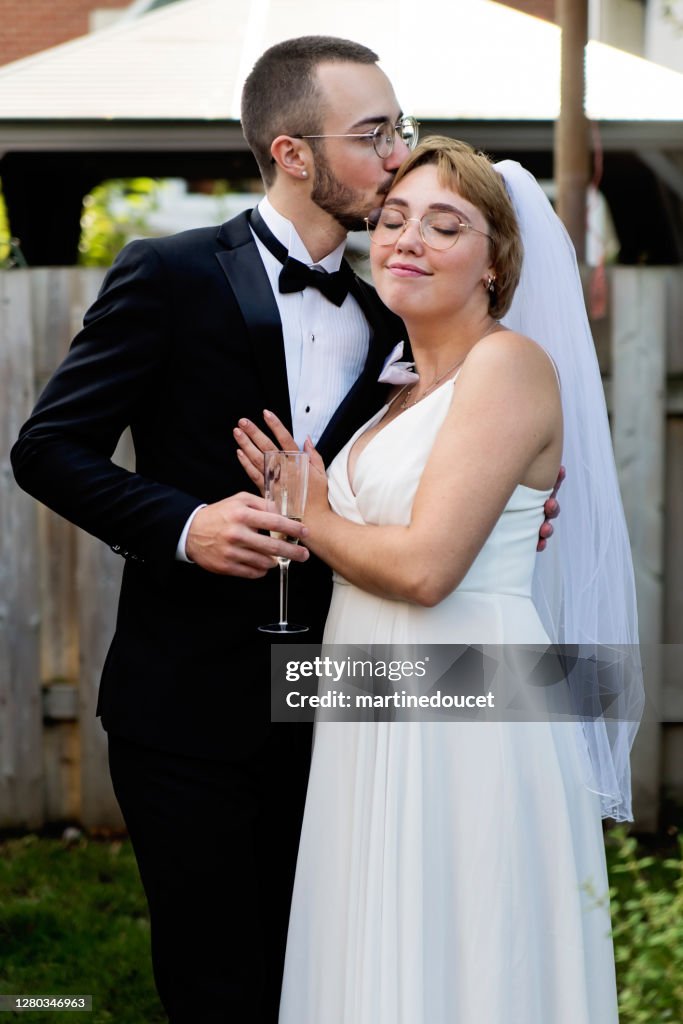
[249,207,353,307]
[278,256,352,306]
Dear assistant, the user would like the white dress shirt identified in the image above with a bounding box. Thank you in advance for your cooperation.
[253,196,370,448]
[176,197,371,561]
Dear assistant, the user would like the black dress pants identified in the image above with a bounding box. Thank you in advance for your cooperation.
[108,724,312,1024]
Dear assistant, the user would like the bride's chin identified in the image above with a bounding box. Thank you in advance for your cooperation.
[375,278,413,308]
[375,287,422,320]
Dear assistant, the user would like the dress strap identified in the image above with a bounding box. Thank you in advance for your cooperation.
[526,338,562,391]
[546,352,562,391]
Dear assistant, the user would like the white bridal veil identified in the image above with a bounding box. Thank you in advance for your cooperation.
[496,161,644,821]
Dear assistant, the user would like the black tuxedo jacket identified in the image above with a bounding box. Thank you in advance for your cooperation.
[11,211,403,758]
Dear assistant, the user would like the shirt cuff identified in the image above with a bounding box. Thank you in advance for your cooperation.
[175,504,207,562]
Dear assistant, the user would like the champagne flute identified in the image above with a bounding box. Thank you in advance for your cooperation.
[259,450,310,634]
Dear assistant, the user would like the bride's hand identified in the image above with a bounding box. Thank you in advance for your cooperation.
[302,436,330,525]
[233,409,296,495]
[234,411,330,529]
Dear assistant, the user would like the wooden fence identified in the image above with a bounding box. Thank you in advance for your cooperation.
[1,266,682,832]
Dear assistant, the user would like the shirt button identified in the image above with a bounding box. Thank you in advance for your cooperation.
[311,333,315,342]
[305,406,311,413]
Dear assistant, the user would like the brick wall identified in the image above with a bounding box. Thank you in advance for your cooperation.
[0,1,128,66]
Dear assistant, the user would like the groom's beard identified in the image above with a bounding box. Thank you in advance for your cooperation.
[311,155,395,233]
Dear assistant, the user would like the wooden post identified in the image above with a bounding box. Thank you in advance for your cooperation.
[0,271,43,829]
[611,268,666,831]
[31,269,80,687]
[662,268,683,804]
[30,269,83,823]
[555,0,589,262]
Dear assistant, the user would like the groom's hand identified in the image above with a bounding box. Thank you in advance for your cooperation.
[537,465,565,552]
[185,492,308,576]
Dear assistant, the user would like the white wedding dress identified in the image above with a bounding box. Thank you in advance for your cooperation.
[279,379,619,1024]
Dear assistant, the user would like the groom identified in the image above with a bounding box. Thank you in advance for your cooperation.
[12,35,558,1023]
[11,36,411,1023]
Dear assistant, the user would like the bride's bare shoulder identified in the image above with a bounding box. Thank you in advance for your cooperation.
[464,329,558,385]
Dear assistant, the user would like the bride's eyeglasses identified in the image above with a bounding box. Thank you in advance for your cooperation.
[295,116,419,159]
[365,207,493,251]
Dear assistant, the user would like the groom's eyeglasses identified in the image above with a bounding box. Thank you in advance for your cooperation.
[294,116,419,159]
[365,207,493,251]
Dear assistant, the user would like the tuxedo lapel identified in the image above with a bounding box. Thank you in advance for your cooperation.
[215,212,293,432]
[317,271,402,464]
[215,215,402,461]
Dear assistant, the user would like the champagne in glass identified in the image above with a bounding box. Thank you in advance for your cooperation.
[269,516,303,548]
[259,451,309,634]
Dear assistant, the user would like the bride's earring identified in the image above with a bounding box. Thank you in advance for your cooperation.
[484,275,496,293]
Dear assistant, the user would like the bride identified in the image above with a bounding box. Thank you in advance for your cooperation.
[237,138,642,1023]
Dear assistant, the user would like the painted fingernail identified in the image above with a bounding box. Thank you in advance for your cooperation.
[238,418,249,427]
[263,409,273,418]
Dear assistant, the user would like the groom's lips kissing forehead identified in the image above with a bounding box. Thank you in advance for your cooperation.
[378,175,398,196]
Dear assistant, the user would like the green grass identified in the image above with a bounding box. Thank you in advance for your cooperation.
[1,827,681,1022]
[0,834,164,1023]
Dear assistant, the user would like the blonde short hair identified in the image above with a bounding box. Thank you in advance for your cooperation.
[391,136,523,318]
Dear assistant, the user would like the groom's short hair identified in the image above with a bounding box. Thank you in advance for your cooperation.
[392,137,524,319]
[241,36,379,187]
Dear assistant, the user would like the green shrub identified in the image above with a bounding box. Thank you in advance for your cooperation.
[78,178,162,267]
[0,181,26,267]
[606,826,683,1023]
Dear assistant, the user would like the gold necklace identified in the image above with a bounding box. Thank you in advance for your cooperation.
[399,321,502,411]
[399,355,465,410]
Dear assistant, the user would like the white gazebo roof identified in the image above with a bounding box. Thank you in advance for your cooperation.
[0,0,682,123]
